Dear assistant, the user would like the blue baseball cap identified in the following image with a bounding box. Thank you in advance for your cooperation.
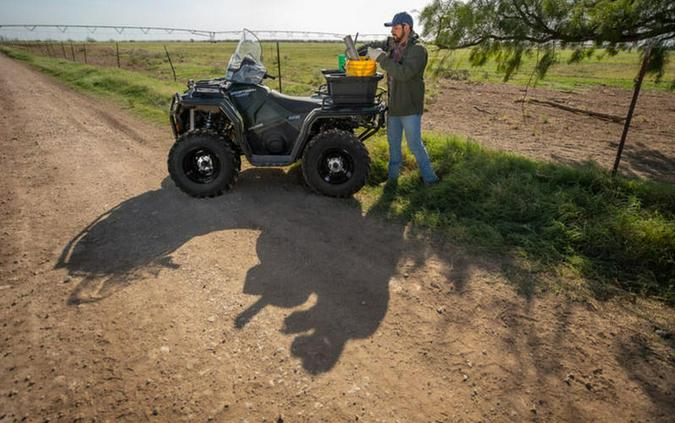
[384,12,413,28]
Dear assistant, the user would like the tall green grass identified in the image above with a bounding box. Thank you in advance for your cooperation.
[362,133,675,303]
[3,46,673,303]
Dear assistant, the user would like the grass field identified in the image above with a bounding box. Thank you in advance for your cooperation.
[4,40,675,95]
[1,43,673,303]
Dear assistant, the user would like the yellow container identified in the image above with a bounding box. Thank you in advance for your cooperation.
[345,57,377,77]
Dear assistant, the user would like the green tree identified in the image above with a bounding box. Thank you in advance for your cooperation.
[420,0,674,80]
[419,0,674,174]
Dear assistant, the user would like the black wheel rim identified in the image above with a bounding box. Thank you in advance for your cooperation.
[182,147,221,184]
[317,148,354,185]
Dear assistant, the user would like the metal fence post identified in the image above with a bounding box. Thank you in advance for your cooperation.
[83,43,87,64]
[163,45,177,82]
[116,42,121,68]
[612,44,652,177]
[276,41,282,93]
[70,42,76,62]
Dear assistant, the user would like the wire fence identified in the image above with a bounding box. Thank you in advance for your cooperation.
[0,40,255,87]
[0,25,390,91]
[0,39,346,95]
[1,40,184,74]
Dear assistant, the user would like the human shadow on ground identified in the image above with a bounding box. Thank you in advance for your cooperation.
[56,169,412,373]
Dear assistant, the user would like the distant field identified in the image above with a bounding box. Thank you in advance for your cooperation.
[4,41,674,95]
[427,47,675,91]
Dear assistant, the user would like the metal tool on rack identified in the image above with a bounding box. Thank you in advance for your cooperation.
[343,34,360,60]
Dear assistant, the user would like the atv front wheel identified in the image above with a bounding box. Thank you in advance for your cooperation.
[302,129,370,198]
[167,130,240,198]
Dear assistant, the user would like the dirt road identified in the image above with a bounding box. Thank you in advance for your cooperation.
[1,53,673,422]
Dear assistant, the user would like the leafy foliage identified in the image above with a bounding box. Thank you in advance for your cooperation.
[420,0,675,81]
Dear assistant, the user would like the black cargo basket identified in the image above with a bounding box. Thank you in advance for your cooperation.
[323,72,383,105]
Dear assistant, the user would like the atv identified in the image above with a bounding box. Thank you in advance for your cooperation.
[167,29,386,198]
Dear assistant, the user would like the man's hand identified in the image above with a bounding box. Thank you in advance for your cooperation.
[367,47,385,61]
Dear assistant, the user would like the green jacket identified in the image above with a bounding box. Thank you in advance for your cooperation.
[376,35,427,116]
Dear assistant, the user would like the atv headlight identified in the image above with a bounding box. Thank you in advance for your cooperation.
[170,94,180,114]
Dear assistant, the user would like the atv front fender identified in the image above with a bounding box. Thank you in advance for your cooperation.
[218,98,250,156]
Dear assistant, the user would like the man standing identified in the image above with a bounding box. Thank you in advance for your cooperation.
[368,12,438,185]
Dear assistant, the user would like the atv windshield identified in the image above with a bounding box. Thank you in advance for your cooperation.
[225,29,267,85]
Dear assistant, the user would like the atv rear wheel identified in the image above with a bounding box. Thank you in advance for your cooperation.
[302,129,370,198]
[168,130,240,198]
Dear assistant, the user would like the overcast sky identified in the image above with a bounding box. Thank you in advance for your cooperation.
[1,0,434,40]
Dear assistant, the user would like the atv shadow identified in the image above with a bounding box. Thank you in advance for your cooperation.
[57,169,410,374]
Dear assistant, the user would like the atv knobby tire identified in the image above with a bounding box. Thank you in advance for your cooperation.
[302,129,370,198]
[168,130,240,198]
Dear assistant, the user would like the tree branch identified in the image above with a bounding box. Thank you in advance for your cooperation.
[520,0,558,36]
[430,1,675,51]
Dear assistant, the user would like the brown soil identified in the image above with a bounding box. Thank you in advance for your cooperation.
[0,53,673,422]
[425,80,675,183]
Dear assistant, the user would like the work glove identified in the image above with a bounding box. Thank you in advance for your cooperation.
[367,47,385,61]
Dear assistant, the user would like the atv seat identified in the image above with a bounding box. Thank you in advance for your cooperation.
[269,91,322,114]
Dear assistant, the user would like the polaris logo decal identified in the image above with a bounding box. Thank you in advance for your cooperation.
[287,115,301,121]
[195,87,220,93]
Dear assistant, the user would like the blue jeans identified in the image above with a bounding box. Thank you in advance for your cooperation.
[387,114,438,183]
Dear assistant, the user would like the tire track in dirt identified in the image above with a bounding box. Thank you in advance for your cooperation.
[0,53,673,422]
